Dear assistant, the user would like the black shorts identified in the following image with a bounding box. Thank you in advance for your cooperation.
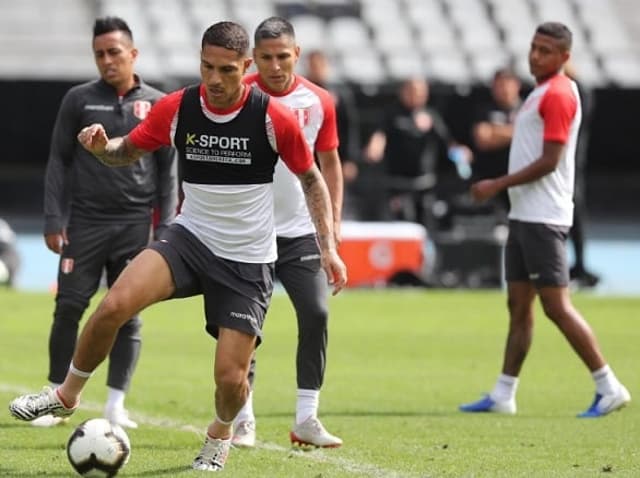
[505,220,570,287]
[148,224,274,343]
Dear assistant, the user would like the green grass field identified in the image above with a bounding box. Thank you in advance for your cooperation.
[0,288,638,477]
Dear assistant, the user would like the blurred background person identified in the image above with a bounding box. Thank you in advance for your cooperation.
[304,49,361,220]
[470,67,522,224]
[564,60,600,288]
[0,218,20,287]
[36,16,178,429]
[363,77,472,231]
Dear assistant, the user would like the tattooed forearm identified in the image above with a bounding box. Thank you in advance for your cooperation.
[95,137,144,167]
[299,166,336,252]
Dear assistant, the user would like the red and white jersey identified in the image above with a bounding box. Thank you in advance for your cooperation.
[508,73,581,226]
[129,84,313,263]
[244,73,339,237]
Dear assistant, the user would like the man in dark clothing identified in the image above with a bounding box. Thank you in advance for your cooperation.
[470,68,522,223]
[35,16,178,428]
[364,77,472,229]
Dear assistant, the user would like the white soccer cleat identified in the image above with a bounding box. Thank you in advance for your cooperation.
[9,387,76,422]
[105,406,138,429]
[290,417,343,448]
[578,385,631,418]
[192,436,231,472]
[231,420,256,448]
[30,414,70,427]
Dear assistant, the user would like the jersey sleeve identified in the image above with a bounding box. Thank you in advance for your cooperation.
[129,89,184,150]
[539,84,577,144]
[314,89,339,152]
[267,99,314,174]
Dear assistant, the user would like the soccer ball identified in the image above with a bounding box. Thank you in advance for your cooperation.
[66,418,131,477]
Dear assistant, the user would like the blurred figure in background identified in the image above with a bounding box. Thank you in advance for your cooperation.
[470,68,522,224]
[37,16,178,428]
[304,49,361,219]
[564,60,600,288]
[363,77,472,230]
[0,218,20,287]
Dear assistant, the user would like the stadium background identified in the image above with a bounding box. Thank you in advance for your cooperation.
[0,0,638,293]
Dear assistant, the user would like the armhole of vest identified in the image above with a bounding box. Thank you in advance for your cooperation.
[176,84,200,130]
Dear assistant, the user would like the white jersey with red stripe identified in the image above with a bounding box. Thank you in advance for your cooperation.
[129,84,313,263]
[245,73,339,238]
[508,73,581,227]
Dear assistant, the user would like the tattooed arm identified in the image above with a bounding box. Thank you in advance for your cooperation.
[77,123,149,167]
[298,163,348,295]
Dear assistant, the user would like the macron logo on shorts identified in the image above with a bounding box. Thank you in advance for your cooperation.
[300,254,320,262]
[230,311,258,329]
[529,273,540,280]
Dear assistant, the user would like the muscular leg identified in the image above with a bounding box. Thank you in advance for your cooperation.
[537,286,606,372]
[104,222,148,392]
[501,281,537,376]
[208,327,256,439]
[57,249,174,405]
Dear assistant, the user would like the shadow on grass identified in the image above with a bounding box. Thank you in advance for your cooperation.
[0,466,192,477]
[257,410,455,418]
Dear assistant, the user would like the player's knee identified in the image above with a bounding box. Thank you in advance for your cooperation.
[95,292,137,326]
[298,304,328,332]
[540,298,566,322]
[215,365,247,394]
[53,300,86,325]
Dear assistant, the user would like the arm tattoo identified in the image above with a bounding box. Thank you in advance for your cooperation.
[300,168,335,251]
[95,137,144,167]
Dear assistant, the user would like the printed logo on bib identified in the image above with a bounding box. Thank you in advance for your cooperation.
[184,133,252,165]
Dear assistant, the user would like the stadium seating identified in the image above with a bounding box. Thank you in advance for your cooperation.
[0,0,638,87]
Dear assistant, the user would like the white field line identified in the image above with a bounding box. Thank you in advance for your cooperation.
[1,383,417,478]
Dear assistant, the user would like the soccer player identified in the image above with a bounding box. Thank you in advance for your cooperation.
[459,22,630,417]
[9,21,347,472]
[34,16,179,428]
[231,16,344,448]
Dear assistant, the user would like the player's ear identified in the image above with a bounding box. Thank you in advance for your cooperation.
[243,57,253,73]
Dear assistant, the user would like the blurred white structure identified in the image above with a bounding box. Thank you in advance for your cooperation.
[0,0,638,86]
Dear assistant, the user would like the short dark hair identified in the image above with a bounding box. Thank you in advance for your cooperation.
[536,22,572,51]
[202,21,249,55]
[93,16,133,42]
[254,16,295,44]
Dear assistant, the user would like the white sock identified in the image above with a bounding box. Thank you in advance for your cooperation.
[235,390,255,423]
[296,389,319,425]
[592,365,620,396]
[105,387,126,411]
[490,374,519,402]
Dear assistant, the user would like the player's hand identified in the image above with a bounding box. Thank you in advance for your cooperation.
[470,179,499,203]
[77,123,109,155]
[322,249,347,295]
[44,230,68,254]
